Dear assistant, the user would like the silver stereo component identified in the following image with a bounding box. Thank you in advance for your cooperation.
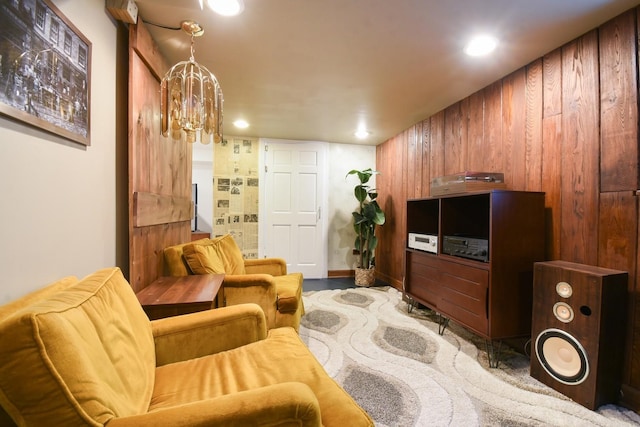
[408,233,438,254]
[442,235,489,262]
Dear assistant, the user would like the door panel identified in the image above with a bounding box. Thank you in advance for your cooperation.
[262,140,327,278]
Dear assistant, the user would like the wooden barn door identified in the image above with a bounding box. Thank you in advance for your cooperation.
[128,22,193,292]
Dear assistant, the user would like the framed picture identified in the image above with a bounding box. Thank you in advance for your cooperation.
[0,0,91,146]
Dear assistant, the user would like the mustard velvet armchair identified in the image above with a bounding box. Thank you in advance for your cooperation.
[0,267,373,427]
[164,234,304,331]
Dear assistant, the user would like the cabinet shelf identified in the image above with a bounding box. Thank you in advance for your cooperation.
[405,190,545,341]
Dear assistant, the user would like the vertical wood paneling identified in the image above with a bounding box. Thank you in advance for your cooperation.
[376,135,406,287]
[459,98,470,171]
[444,103,466,174]
[467,91,485,171]
[543,49,563,117]
[634,205,640,390]
[484,81,503,174]
[598,192,638,385]
[404,126,420,198]
[525,59,543,191]
[560,31,600,265]
[406,127,418,199]
[414,122,424,197]
[421,119,431,197]
[398,132,408,282]
[598,192,637,279]
[542,51,563,261]
[400,131,408,208]
[376,7,640,408]
[542,115,562,260]
[429,111,445,189]
[600,10,639,192]
[503,69,527,188]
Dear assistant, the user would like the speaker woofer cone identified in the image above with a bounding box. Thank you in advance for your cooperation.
[535,328,589,385]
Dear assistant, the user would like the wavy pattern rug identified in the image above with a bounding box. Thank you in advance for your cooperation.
[299,286,640,427]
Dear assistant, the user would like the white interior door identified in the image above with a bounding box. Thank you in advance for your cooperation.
[260,139,327,278]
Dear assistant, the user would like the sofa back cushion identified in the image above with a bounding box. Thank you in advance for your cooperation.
[163,238,210,276]
[0,267,155,426]
[183,234,246,275]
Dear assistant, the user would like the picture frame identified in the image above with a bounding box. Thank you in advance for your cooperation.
[0,0,91,146]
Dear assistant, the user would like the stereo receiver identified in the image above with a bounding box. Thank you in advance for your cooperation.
[408,233,437,254]
[442,235,489,262]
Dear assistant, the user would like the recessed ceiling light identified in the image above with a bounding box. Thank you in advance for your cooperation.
[464,35,498,57]
[354,129,370,139]
[233,119,249,129]
[207,0,244,16]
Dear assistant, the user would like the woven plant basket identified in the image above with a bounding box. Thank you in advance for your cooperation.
[355,267,376,287]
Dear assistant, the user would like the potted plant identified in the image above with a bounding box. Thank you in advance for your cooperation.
[346,168,386,286]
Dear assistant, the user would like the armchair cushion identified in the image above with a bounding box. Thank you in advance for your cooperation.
[0,268,155,426]
[182,239,226,274]
[150,327,371,426]
[183,234,246,275]
[163,238,209,276]
[0,275,79,427]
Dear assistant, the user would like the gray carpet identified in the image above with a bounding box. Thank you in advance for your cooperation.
[299,286,640,427]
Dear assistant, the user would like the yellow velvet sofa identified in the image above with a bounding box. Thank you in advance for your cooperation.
[164,234,304,331]
[0,267,373,427]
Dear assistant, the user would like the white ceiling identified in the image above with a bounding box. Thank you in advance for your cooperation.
[133,0,640,146]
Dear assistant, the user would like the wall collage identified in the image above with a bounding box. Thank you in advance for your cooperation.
[213,137,260,258]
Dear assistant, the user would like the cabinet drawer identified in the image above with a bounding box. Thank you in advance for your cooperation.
[406,252,441,308]
[416,255,489,335]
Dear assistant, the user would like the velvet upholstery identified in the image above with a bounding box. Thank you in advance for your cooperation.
[164,234,304,331]
[0,275,79,427]
[163,238,210,276]
[0,268,155,426]
[0,268,373,426]
[182,234,247,275]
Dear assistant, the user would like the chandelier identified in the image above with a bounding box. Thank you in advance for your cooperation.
[160,20,223,144]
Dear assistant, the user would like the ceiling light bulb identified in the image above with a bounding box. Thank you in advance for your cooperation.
[207,0,244,16]
[464,35,498,57]
[233,119,249,128]
[354,129,370,139]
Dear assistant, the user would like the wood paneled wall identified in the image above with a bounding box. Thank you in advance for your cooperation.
[375,8,640,409]
[128,22,193,292]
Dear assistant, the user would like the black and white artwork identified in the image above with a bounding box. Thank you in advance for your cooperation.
[0,0,91,145]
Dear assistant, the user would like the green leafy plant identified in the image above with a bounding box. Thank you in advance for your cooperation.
[346,168,386,270]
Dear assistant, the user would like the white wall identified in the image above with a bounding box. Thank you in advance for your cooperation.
[192,142,214,233]
[327,143,376,271]
[0,0,118,303]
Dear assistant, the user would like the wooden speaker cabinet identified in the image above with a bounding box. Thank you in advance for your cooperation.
[530,260,628,409]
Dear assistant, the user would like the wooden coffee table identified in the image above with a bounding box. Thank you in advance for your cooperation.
[136,274,224,320]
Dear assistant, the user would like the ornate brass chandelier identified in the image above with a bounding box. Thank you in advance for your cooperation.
[160,20,223,144]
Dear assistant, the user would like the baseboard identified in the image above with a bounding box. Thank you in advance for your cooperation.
[328,270,354,278]
[376,271,402,290]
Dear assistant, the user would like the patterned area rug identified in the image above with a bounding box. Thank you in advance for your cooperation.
[299,286,640,427]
